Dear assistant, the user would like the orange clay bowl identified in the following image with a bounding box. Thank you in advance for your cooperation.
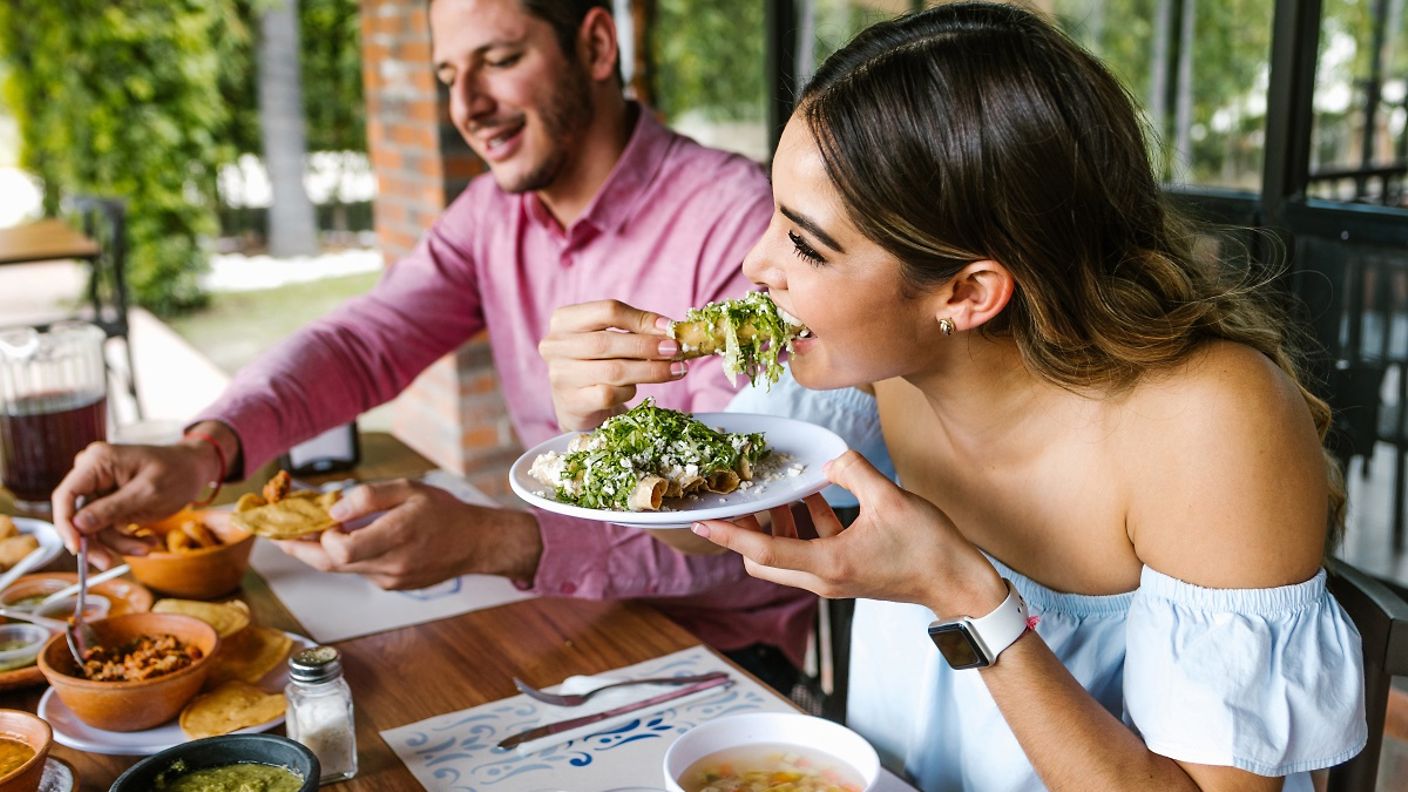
[37,612,221,732]
[0,709,50,792]
[123,509,254,599]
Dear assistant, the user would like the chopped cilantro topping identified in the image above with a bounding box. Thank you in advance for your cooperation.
[552,399,767,510]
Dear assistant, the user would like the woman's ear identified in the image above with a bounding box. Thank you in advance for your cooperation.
[579,7,619,83]
[938,259,1015,333]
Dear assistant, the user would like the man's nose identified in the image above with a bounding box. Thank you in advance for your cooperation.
[449,75,494,133]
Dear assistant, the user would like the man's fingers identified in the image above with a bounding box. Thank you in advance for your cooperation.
[69,482,160,538]
[272,538,337,573]
[84,539,122,571]
[319,514,403,567]
[540,329,679,363]
[97,530,157,558]
[328,479,415,522]
[547,300,672,337]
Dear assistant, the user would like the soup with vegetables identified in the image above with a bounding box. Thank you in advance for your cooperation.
[679,743,865,792]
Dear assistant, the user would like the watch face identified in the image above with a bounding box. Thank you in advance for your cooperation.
[928,622,991,669]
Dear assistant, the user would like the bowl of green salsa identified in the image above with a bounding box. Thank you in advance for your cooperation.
[110,734,318,792]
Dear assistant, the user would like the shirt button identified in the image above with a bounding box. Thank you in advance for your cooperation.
[559,582,577,595]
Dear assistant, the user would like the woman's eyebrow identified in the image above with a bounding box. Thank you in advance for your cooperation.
[779,205,846,254]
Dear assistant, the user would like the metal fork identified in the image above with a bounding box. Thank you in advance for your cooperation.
[64,536,99,667]
[512,670,729,707]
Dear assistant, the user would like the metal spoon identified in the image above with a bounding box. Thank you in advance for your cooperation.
[64,537,99,667]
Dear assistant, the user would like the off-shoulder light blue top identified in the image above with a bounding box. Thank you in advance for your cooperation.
[848,555,1367,791]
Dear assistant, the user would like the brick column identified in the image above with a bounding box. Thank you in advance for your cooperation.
[361,0,520,497]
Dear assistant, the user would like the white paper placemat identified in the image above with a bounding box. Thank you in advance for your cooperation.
[248,470,534,643]
[380,645,917,791]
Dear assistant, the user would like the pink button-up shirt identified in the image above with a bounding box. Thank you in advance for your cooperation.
[196,108,814,665]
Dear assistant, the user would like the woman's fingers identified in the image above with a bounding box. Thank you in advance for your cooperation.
[824,451,896,507]
[546,300,672,338]
[693,518,818,571]
[554,357,686,388]
[539,328,681,363]
[768,505,797,539]
[802,493,845,538]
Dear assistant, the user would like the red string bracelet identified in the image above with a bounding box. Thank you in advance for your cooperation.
[185,431,227,507]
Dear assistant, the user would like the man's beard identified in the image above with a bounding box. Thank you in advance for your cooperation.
[498,64,594,194]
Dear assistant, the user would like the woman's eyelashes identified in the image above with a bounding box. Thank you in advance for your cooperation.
[787,230,826,266]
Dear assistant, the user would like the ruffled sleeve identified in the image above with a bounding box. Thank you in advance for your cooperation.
[1123,566,1367,776]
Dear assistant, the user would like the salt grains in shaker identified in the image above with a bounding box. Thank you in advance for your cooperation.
[286,646,358,783]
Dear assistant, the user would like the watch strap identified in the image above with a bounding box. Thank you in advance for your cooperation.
[969,578,1029,661]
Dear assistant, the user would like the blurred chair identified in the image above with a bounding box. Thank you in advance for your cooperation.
[1327,359,1387,474]
[68,196,140,419]
[1326,557,1408,792]
[786,504,857,723]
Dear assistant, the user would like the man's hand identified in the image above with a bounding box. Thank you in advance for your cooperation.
[539,299,687,431]
[50,431,230,569]
[272,479,543,590]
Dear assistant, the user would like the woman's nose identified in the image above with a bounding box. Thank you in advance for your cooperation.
[742,239,785,291]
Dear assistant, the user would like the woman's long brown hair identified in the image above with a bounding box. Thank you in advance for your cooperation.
[800,2,1345,541]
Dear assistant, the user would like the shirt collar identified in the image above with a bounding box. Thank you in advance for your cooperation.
[523,102,672,240]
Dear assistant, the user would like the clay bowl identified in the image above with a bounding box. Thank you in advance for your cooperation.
[37,612,220,732]
[0,709,51,792]
[123,510,254,599]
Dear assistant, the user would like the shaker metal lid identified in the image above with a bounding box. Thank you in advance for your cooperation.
[289,645,342,683]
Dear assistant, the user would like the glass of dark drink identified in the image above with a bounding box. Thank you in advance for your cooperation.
[0,323,108,512]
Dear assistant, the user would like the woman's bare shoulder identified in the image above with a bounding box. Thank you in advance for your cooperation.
[1114,341,1328,588]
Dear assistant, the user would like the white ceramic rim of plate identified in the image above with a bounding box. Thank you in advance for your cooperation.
[40,630,314,756]
[508,412,849,529]
[9,517,64,572]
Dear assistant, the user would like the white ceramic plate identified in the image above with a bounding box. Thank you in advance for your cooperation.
[509,413,849,529]
[10,517,64,571]
[40,630,314,756]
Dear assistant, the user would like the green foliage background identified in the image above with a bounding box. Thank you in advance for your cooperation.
[0,1,247,314]
[0,0,365,315]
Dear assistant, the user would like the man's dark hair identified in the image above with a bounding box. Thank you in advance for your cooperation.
[521,0,612,60]
[522,0,623,85]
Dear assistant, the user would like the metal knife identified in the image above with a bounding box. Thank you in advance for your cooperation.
[496,674,734,750]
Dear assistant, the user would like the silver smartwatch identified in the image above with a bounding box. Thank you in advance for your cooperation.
[927,578,1030,669]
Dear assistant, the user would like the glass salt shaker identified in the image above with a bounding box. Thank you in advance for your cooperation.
[285,645,358,784]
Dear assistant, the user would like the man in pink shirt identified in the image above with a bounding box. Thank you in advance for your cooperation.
[51,0,813,690]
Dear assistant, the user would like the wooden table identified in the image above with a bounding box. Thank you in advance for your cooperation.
[0,219,100,266]
[0,433,708,790]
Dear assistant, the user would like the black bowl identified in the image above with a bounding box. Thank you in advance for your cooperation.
[110,733,319,792]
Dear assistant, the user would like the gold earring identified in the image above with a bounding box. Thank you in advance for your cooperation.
[939,318,955,336]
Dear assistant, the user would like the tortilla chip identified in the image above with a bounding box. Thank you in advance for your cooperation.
[231,490,341,540]
[0,515,16,539]
[0,534,39,570]
[152,599,251,639]
[234,493,265,512]
[208,626,293,685]
[179,680,287,739]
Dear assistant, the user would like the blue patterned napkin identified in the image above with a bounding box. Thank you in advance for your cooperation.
[380,645,794,790]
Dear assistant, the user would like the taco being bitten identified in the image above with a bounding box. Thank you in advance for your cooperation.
[231,471,341,540]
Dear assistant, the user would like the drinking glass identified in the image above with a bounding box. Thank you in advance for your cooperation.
[0,322,108,512]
